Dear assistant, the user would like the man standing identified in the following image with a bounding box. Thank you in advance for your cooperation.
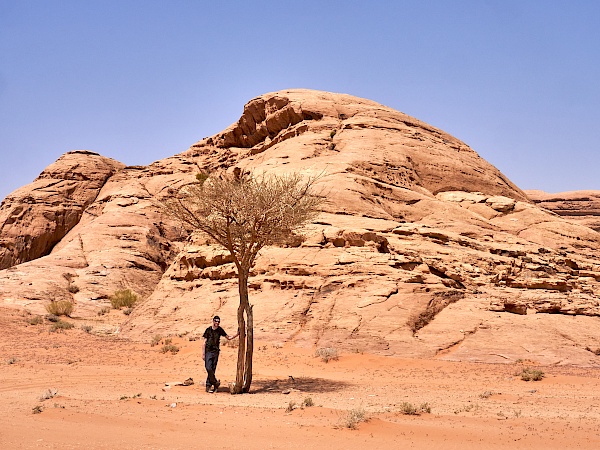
[202,316,238,393]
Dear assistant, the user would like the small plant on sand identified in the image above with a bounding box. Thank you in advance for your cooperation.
[123,307,133,316]
[6,357,17,365]
[109,289,138,309]
[45,300,74,317]
[68,284,80,294]
[479,390,494,399]
[150,334,162,347]
[97,306,111,316]
[518,367,544,381]
[39,389,58,401]
[81,325,93,334]
[315,347,339,363]
[337,407,368,429]
[400,402,431,415]
[302,397,314,407]
[26,315,44,326]
[50,319,74,332]
[285,401,296,413]
[32,405,43,414]
[160,344,179,354]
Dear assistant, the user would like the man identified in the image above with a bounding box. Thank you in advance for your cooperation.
[202,316,238,393]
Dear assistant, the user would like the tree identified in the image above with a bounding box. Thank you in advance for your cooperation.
[161,169,322,393]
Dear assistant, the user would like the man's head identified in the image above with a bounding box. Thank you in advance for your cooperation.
[212,316,220,328]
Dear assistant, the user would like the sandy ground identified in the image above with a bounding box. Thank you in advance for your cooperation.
[2,307,600,449]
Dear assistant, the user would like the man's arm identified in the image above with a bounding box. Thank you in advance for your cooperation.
[226,330,239,340]
[202,337,207,360]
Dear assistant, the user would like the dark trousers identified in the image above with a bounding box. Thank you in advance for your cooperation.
[205,349,220,387]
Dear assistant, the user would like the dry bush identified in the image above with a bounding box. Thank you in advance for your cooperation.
[97,306,111,316]
[150,334,162,347]
[160,344,179,354]
[337,407,368,429]
[315,347,339,363]
[68,284,80,294]
[518,367,544,381]
[285,401,296,413]
[302,397,314,407]
[50,320,74,332]
[39,389,58,401]
[45,300,74,317]
[400,402,431,415]
[81,325,93,334]
[26,315,44,326]
[110,289,138,309]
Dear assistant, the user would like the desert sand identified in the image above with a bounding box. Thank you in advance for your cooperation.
[2,306,600,449]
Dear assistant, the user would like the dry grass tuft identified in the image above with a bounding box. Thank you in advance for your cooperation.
[337,407,368,429]
[45,300,74,317]
[110,289,138,309]
[315,347,339,363]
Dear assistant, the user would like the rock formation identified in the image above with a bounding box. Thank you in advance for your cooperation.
[526,190,600,232]
[1,89,600,366]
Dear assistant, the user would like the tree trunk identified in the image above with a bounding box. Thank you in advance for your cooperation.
[242,303,253,392]
[232,268,250,394]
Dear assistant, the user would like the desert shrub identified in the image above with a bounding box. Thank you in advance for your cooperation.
[45,314,59,322]
[150,334,162,347]
[518,367,544,381]
[6,357,17,365]
[110,289,138,309]
[81,325,93,334]
[32,405,43,414]
[68,284,80,294]
[45,300,74,317]
[302,397,314,407]
[50,320,74,332]
[337,407,368,429]
[123,307,133,316]
[479,390,494,399]
[285,401,296,413]
[400,402,431,415]
[39,388,58,401]
[160,344,179,354]
[315,347,339,363]
[97,306,111,316]
[27,315,44,326]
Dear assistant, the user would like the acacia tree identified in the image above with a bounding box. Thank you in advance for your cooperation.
[161,169,321,394]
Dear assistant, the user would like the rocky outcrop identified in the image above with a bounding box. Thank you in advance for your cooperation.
[0,151,124,269]
[2,89,600,366]
[526,190,600,232]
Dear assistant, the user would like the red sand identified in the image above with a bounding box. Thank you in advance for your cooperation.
[2,307,600,449]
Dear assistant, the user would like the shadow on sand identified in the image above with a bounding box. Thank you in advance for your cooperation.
[250,376,352,394]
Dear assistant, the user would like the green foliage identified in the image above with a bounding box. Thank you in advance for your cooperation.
[45,300,74,317]
[110,289,138,309]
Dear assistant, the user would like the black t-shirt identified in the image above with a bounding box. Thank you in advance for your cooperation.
[203,326,227,351]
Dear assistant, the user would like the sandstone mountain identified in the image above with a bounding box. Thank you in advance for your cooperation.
[2,89,600,366]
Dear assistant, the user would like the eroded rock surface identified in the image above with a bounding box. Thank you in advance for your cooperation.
[2,89,600,366]
[527,189,600,232]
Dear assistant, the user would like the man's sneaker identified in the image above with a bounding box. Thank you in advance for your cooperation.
[205,385,211,393]
[214,380,221,392]
[208,385,215,393]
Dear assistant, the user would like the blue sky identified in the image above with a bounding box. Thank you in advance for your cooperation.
[1,1,599,201]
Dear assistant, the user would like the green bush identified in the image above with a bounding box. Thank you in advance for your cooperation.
[110,289,138,309]
[45,300,74,317]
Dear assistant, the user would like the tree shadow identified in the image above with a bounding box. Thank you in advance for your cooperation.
[250,376,352,394]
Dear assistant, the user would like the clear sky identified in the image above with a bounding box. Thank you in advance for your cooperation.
[1,1,599,201]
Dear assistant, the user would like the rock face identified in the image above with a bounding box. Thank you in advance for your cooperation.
[0,151,124,269]
[2,89,600,366]
[526,190,600,232]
